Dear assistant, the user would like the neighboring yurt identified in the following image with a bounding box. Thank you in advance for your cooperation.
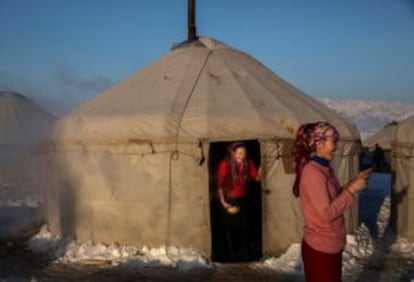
[363,122,398,166]
[44,37,361,258]
[0,91,55,183]
[391,115,414,241]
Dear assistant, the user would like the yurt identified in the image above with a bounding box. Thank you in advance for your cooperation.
[0,91,54,184]
[44,37,361,258]
[391,115,414,241]
[364,122,397,151]
[363,122,398,166]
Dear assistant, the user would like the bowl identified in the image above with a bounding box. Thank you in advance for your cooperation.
[227,206,240,215]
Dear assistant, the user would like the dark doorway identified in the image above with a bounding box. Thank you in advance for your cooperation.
[208,140,262,262]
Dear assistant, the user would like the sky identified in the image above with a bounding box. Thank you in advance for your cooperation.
[1,0,413,116]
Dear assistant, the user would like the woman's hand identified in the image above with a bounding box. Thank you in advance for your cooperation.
[357,166,374,180]
[348,166,374,195]
[221,200,232,209]
[218,188,232,209]
[256,166,262,181]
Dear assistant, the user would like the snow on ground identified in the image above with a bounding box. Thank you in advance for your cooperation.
[0,183,44,242]
[260,243,302,274]
[25,224,376,275]
[27,226,210,269]
[0,183,43,208]
[23,191,414,279]
[2,163,414,278]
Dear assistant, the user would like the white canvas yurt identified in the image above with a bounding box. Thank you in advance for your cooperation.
[363,122,397,151]
[0,91,54,183]
[0,91,54,242]
[363,122,398,167]
[44,37,361,257]
[391,115,414,241]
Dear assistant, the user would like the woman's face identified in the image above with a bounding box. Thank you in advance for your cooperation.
[315,137,337,161]
[232,147,246,164]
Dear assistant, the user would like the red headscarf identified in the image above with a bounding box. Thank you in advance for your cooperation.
[292,122,339,197]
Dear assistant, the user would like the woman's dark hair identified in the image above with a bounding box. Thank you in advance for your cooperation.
[229,141,245,152]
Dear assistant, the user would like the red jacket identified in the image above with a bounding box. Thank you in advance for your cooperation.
[217,159,258,198]
[299,160,355,253]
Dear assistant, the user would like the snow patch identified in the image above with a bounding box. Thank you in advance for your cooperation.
[261,243,303,274]
[25,177,414,275]
[27,226,210,269]
[0,183,43,208]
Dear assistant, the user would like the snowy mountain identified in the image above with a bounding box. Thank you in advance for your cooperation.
[319,98,414,140]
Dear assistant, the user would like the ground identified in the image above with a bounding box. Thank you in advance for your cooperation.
[1,173,414,281]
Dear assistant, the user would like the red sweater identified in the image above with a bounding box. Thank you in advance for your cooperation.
[299,160,355,253]
[217,159,258,198]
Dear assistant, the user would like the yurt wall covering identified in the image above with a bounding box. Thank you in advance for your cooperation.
[0,91,55,185]
[363,123,397,165]
[44,37,361,255]
[391,115,414,241]
[363,124,397,151]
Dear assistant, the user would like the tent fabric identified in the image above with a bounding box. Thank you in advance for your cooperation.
[44,37,361,255]
[0,91,54,163]
[0,91,54,185]
[363,123,398,150]
[391,115,414,240]
[363,123,398,166]
[50,37,358,144]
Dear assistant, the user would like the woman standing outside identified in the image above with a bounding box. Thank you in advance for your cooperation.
[293,122,372,282]
[216,141,261,261]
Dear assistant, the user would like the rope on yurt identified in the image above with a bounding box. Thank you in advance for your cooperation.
[163,150,179,268]
[173,50,211,152]
[162,50,212,267]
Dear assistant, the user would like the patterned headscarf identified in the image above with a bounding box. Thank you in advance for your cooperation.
[292,122,339,197]
[228,142,249,184]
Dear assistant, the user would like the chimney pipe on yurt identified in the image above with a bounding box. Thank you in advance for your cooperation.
[188,0,197,41]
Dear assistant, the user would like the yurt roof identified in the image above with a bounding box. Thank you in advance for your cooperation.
[52,37,359,144]
[363,123,398,150]
[394,115,414,145]
[0,91,54,145]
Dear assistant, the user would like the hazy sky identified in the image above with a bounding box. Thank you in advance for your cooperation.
[1,0,413,115]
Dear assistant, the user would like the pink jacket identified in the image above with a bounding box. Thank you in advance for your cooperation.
[299,160,355,254]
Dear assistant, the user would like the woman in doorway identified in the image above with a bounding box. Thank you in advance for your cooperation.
[293,122,373,282]
[216,141,261,261]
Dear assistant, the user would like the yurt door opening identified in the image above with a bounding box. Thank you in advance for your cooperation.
[208,140,262,262]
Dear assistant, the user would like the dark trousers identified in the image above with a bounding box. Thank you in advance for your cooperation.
[302,239,343,282]
[221,197,250,261]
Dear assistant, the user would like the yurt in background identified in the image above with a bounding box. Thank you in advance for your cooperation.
[43,36,361,259]
[0,91,55,185]
[391,115,414,241]
[363,121,398,166]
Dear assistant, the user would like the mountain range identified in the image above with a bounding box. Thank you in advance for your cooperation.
[320,98,414,140]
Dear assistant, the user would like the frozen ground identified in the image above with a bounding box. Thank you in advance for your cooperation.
[0,183,44,243]
[1,206,413,281]
[1,174,414,281]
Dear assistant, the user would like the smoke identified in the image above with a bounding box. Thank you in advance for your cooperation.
[53,64,112,93]
[0,65,114,117]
